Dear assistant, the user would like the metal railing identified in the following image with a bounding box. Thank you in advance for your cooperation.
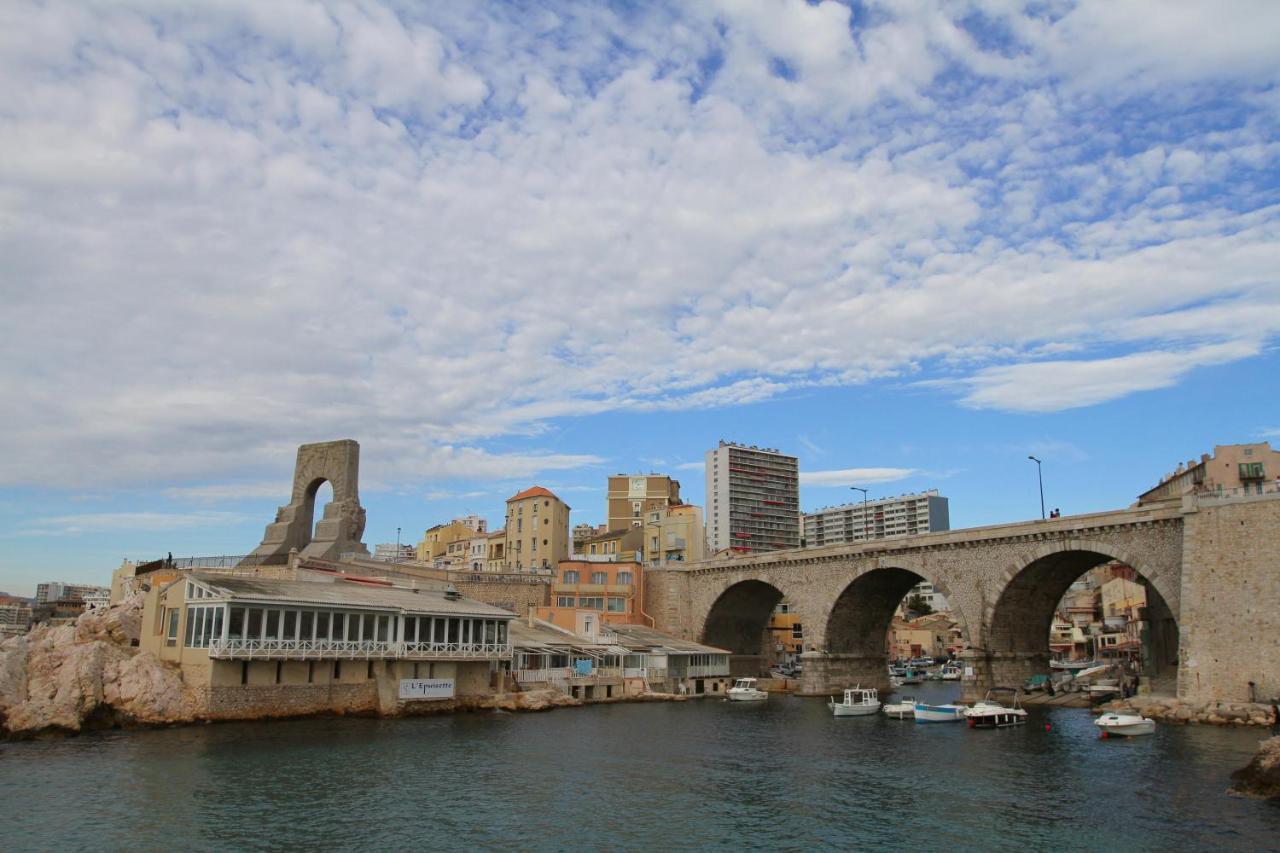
[514,667,574,684]
[207,638,512,660]
[673,664,730,678]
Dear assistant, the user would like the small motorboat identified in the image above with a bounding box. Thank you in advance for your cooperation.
[914,702,966,723]
[1095,712,1156,737]
[883,696,916,719]
[900,668,924,685]
[829,686,880,717]
[964,687,1029,728]
[940,664,961,681]
[726,677,768,702]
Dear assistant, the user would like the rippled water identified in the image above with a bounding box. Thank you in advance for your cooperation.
[2,684,1277,851]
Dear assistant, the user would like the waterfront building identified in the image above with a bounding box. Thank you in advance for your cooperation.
[536,559,645,631]
[572,522,609,555]
[888,613,960,660]
[641,503,706,566]
[606,623,732,696]
[897,580,950,616]
[504,486,571,573]
[803,489,950,546]
[606,474,681,531]
[1137,441,1280,504]
[140,572,513,717]
[705,440,800,554]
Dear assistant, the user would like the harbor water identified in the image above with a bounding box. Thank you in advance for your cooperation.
[2,684,1277,851]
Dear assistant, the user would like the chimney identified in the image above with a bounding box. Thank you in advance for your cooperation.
[444,584,460,601]
[527,603,536,628]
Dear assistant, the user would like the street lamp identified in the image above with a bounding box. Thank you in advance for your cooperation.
[1027,456,1045,520]
[850,486,869,542]
[396,526,402,561]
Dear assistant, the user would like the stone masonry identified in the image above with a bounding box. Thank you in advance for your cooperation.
[647,494,1278,705]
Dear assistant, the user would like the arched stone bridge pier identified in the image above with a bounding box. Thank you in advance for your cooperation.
[645,494,1280,705]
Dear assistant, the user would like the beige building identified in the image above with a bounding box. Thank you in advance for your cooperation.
[504,486,571,573]
[416,517,486,564]
[607,474,681,531]
[1138,442,1279,504]
[484,530,506,572]
[139,572,512,719]
[642,503,707,566]
[580,528,644,563]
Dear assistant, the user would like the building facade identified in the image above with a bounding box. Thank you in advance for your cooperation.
[1138,442,1280,504]
[642,504,706,566]
[536,559,645,631]
[504,486,571,573]
[606,474,681,531]
[35,582,110,606]
[705,441,800,554]
[803,489,950,546]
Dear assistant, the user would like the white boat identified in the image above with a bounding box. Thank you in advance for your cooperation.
[1094,712,1156,737]
[964,688,1029,728]
[914,702,966,723]
[883,696,916,719]
[940,664,961,681]
[726,677,768,702]
[829,686,880,717]
[900,668,924,685]
[1051,658,1097,671]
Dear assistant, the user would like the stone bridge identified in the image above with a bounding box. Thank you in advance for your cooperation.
[645,493,1280,704]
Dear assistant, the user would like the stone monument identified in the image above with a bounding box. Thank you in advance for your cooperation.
[245,439,370,565]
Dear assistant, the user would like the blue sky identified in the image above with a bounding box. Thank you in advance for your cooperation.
[1,1,1278,596]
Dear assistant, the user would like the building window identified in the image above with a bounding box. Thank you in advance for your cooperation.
[166,610,179,647]
[607,597,626,613]
[557,596,575,607]
[579,597,603,610]
[563,570,580,583]
[617,571,632,585]
[792,624,803,640]
[591,571,607,585]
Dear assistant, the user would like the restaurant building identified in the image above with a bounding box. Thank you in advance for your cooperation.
[140,572,514,719]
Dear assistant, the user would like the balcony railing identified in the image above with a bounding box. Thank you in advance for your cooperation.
[207,638,512,660]
[673,664,730,678]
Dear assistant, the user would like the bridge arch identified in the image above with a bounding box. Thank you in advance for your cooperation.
[700,579,788,677]
[983,538,1181,692]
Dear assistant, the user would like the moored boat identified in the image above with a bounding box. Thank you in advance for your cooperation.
[883,696,916,719]
[940,664,961,681]
[726,677,768,702]
[829,686,880,717]
[1094,712,1155,737]
[914,702,966,723]
[964,687,1028,728]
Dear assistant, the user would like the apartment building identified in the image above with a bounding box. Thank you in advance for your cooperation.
[504,486,571,573]
[606,474,681,531]
[705,440,800,554]
[34,582,110,606]
[803,489,950,546]
[642,503,707,566]
[416,518,485,564]
[536,560,645,631]
[1137,442,1279,504]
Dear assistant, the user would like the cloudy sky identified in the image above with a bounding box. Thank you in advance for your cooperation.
[2,0,1278,595]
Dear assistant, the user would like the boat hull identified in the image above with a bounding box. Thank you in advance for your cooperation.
[1095,714,1155,737]
[727,691,767,702]
[965,711,1027,728]
[914,703,965,723]
[830,702,880,716]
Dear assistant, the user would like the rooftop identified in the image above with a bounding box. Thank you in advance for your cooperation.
[507,485,560,502]
[189,573,514,619]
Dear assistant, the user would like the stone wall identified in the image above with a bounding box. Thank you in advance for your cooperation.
[1178,495,1280,704]
[198,682,379,720]
[450,578,549,615]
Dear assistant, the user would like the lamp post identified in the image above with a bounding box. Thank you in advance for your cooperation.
[1027,456,1045,520]
[850,486,869,542]
[396,526,401,561]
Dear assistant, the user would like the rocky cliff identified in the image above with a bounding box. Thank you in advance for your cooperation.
[0,596,195,737]
[1231,736,1280,800]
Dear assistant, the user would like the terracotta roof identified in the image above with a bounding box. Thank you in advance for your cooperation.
[507,485,559,502]
[487,529,506,539]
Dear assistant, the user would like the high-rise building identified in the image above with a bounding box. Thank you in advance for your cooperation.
[803,489,950,546]
[705,441,800,554]
[34,582,110,606]
[606,474,681,530]
[504,486,571,573]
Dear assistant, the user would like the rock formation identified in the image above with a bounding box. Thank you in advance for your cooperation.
[1099,695,1276,727]
[1231,736,1280,800]
[0,596,195,737]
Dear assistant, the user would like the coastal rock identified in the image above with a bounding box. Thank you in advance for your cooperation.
[0,595,195,737]
[1231,736,1280,800]
[485,689,583,712]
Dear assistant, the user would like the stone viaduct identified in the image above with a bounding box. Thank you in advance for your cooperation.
[645,492,1280,705]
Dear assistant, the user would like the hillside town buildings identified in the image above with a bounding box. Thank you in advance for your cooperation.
[641,503,706,566]
[1137,441,1279,504]
[503,486,570,573]
[705,440,800,554]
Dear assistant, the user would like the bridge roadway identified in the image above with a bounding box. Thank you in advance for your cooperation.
[644,492,1280,704]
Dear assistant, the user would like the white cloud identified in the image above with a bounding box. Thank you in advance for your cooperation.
[161,483,287,503]
[957,342,1260,413]
[0,1,1277,490]
[15,511,254,536]
[800,467,919,487]
[674,462,706,471]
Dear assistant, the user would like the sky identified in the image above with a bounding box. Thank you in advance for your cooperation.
[1,0,1278,597]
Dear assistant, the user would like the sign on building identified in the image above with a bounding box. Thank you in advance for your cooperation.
[398,679,455,701]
